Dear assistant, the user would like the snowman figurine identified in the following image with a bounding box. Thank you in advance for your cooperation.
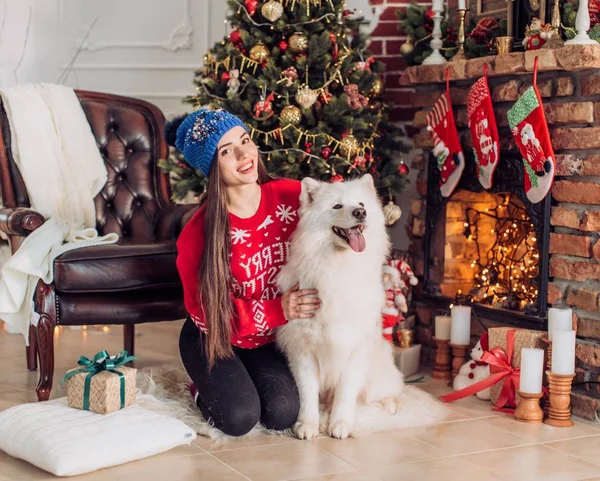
[453,332,491,400]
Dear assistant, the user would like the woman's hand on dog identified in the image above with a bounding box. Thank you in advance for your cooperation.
[282,283,321,320]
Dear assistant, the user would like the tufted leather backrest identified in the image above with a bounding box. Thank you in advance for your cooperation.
[0,90,174,243]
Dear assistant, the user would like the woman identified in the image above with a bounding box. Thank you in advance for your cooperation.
[167,109,321,437]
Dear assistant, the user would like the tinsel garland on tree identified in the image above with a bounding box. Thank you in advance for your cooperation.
[160,0,409,202]
[397,2,506,67]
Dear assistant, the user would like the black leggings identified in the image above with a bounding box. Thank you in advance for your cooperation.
[179,317,300,437]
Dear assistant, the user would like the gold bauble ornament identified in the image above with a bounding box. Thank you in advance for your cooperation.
[249,43,270,62]
[295,86,318,109]
[261,0,283,22]
[369,76,385,97]
[383,201,402,226]
[400,38,415,56]
[280,105,302,126]
[289,32,309,53]
[339,134,360,157]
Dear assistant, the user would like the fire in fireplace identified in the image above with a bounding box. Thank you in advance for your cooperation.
[423,152,551,323]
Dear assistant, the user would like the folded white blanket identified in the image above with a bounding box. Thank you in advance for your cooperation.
[0,83,119,343]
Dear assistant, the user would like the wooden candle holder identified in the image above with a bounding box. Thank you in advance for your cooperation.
[541,335,552,417]
[514,391,544,423]
[449,343,469,385]
[544,371,575,427]
[432,337,451,381]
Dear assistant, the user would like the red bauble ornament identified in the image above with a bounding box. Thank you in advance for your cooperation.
[321,146,332,159]
[398,164,409,176]
[279,40,288,51]
[230,29,242,45]
[245,0,258,16]
[221,72,231,82]
[331,173,344,182]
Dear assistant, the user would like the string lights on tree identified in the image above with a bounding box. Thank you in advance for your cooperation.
[463,195,539,311]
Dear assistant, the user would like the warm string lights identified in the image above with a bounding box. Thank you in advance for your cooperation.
[463,195,539,310]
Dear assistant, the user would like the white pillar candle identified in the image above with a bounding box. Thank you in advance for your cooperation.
[519,348,544,394]
[435,315,451,341]
[450,305,471,345]
[552,329,576,375]
[458,0,466,9]
[548,307,572,341]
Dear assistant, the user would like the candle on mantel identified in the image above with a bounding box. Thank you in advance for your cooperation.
[548,307,572,341]
[458,0,466,9]
[435,315,451,341]
[520,348,544,394]
[552,329,576,375]
[450,305,471,345]
[432,0,443,11]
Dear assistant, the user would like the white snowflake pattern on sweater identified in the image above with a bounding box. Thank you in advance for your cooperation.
[275,204,297,224]
[231,228,251,245]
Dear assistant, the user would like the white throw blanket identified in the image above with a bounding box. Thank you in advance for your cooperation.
[0,83,119,344]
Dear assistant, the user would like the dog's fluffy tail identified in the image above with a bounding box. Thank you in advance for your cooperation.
[349,386,452,438]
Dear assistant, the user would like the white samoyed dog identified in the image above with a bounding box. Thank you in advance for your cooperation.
[276,174,405,440]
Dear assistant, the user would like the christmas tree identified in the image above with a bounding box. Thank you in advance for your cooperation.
[160,0,410,203]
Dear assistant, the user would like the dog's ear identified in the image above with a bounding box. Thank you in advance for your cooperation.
[360,173,376,192]
[301,177,321,205]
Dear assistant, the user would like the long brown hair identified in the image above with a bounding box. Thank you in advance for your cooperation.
[198,154,273,367]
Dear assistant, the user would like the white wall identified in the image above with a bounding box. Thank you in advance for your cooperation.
[0,0,229,116]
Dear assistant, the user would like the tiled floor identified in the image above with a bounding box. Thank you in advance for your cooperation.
[2,321,600,480]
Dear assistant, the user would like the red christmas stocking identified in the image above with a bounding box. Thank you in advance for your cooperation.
[467,65,499,190]
[508,57,556,204]
[426,70,465,197]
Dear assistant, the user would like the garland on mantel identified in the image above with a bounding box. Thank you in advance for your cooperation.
[397,2,506,67]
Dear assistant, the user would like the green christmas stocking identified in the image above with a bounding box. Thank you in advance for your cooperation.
[507,59,556,204]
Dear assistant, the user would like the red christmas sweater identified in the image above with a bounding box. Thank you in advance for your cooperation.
[176,179,301,348]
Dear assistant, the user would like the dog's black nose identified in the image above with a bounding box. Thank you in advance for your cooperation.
[352,207,367,220]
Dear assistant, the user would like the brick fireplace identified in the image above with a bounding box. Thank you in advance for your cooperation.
[402,45,600,421]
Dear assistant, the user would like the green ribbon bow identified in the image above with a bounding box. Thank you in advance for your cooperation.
[61,350,136,411]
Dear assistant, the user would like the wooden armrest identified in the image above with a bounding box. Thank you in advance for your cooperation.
[0,207,45,237]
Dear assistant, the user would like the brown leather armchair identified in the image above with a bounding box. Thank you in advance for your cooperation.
[0,90,197,401]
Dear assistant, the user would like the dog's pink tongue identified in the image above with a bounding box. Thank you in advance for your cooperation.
[347,227,366,253]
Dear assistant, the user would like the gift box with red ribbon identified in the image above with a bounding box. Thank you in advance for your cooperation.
[441,327,545,411]
[488,327,545,408]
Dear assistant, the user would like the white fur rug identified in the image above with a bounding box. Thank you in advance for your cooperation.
[133,365,454,441]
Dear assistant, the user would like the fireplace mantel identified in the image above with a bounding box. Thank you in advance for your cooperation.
[403,44,600,421]
[400,45,600,86]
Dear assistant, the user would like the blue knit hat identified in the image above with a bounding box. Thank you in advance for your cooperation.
[171,109,248,176]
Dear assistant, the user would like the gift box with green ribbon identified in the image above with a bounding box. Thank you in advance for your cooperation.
[62,350,136,414]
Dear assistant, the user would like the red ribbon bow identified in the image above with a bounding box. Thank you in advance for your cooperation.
[441,329,520,412]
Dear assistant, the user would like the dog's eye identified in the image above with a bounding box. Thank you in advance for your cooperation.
[359,202,364,207]
[333,204,343,209]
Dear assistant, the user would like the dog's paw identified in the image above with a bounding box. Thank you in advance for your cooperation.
[294,421,320,440]
[328,420,352,440]
[380,396,403,415]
